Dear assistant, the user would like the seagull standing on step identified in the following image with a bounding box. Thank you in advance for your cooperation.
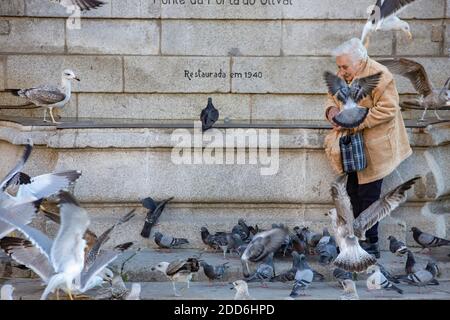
[323,71,382,128]
[200,97,219,132]
[10,70,80,124]
[361,0,417,48]
[49,0,106,11]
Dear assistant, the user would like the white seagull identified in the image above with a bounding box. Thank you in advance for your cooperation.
[361,0,417,48]
[11,69,80,124]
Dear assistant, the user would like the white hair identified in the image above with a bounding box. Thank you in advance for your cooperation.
[331,38,368,63]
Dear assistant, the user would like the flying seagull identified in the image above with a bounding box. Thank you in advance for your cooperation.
[200,97,219,132]
[9,69,80,124]
[49,0,106,11]
[323,71,382,128]
[361,0,417,48]
[327,174,420,272]
[378,58,450,121]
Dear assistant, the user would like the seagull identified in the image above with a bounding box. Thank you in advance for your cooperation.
[140,197,173,238]
[323,71,382,128]
[49,0,106,11]
[241,227,288,278]
[151,257,200,297]
[231,280,254,300]
[361,0,417,48]
[0,284,14,300]
[9,69,80,124]
[328,175,420,272]
[340,279,359,300]
[200,97,219,132]
[378,58,450,121]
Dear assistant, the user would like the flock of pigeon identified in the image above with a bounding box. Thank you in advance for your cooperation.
[3,0,449,125]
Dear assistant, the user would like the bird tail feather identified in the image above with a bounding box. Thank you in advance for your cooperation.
[333,237,376,272]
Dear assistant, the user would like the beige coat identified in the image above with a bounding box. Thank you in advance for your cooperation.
[323,58,413,184]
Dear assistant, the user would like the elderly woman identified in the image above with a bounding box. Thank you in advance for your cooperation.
[324,38,412,258]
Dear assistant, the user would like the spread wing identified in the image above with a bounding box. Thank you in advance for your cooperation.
[79,251,118,292]
[0,142,33,191]
[351,72,382,102]
[353,176,420,238]
[53,0,106,11]
[323,71,348,104]
[330,175,354,234]
[378,58,433,96]
[378,0,417,20]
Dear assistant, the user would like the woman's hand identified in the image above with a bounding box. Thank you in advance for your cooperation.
[327,106,342,130]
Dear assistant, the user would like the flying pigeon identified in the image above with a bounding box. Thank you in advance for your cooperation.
[241,227,288,277]
[323,71,382,128]
[231,280,254,300]
[49,0,106,11]
[411,227,450,253]
[140,197,173,238]
[9,70,80,124]
[153,232,189,250]
[340,279,359,300]
[200,97,219,132]
[366,265,403,294]
[379,58,450,121]
[151,257,200,297]
[328,175,420,272]
[388,235,408,256]
[200,261,229,283]
[361,0,417,48]
[289,254,313,298]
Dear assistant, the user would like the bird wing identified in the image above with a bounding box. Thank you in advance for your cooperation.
[16,170,82,201]
[244,228,287,262]
[22,86,66,105]
[379,0,417,20]
[330,175,354,234]
[56,0,106,11]
[50,192,90,272]
[0,237,54,283]
[351,72,383,102]
[439,77,450,98]
[85,209,135,268]
[79,251,118,292]
[166,259,186,276]
[0,142,33,191]
[323,71,348,104]
[378,58,433,96]
[353,176,420,238]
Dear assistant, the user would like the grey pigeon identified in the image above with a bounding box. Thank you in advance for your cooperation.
[289,254,313,298]
[154,232,189,249]
[231,219,252,242]
[425,260,440,278]
[388,235,408,256]
[367,265,403,294]
[405,250,416,275]
[411,227,450,252]
[323,71,382,128]
[140,197,173,238]
[316,234,338,265]
[226,233,245,257]
[244,253,275,287]
[376,263,400,284]
[241,227,288,277]
[200,97,219,132]
[200,261,229,282]
[333,268,353,286]
[398,269,439,287]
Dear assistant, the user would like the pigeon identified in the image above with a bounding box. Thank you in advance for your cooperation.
[316,233,338,265]
[241,227,288,277]
[323,71,382,128]
[366,265,403,294]
[398,268,439,288]
[140,197,173,238]
[199,227,232,258]
[291,234,307,255]
[328,175,420,272]
[361,0,417,48]
[151,257,200,297]
[294,226,322,249]
[153,232,189,250]
[0,284,14,300]
[333,268,354,287]
[405,250,416,275]
[200,261,229,283]
[231,219,252,242]
[231,280,254,300]
[289,254,314,298]
[340,279,359,300]
[244,253,275,287]
[49,0,106,11]
[411,227,450,252]
[9,70,80,124]
[378,58,450,121]
[200,97,219,132]
[226,233,245,257]
[425,260,440,278]
[388,235,408,256]
[376,263,400,284]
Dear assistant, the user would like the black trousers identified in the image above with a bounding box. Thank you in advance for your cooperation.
[346,172,383,243]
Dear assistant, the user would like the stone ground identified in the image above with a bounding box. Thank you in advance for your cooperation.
[1,248,450,300]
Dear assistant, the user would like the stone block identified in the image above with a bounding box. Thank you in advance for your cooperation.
[396,21,443,56]
[0,0,24,16]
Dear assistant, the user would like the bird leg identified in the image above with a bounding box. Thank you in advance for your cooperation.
[172,282,181,297]
[434,108,443,120]
[49,108,60,124]
[43,108,49,122]
[419,107,429,122]
[364,36,370,49]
